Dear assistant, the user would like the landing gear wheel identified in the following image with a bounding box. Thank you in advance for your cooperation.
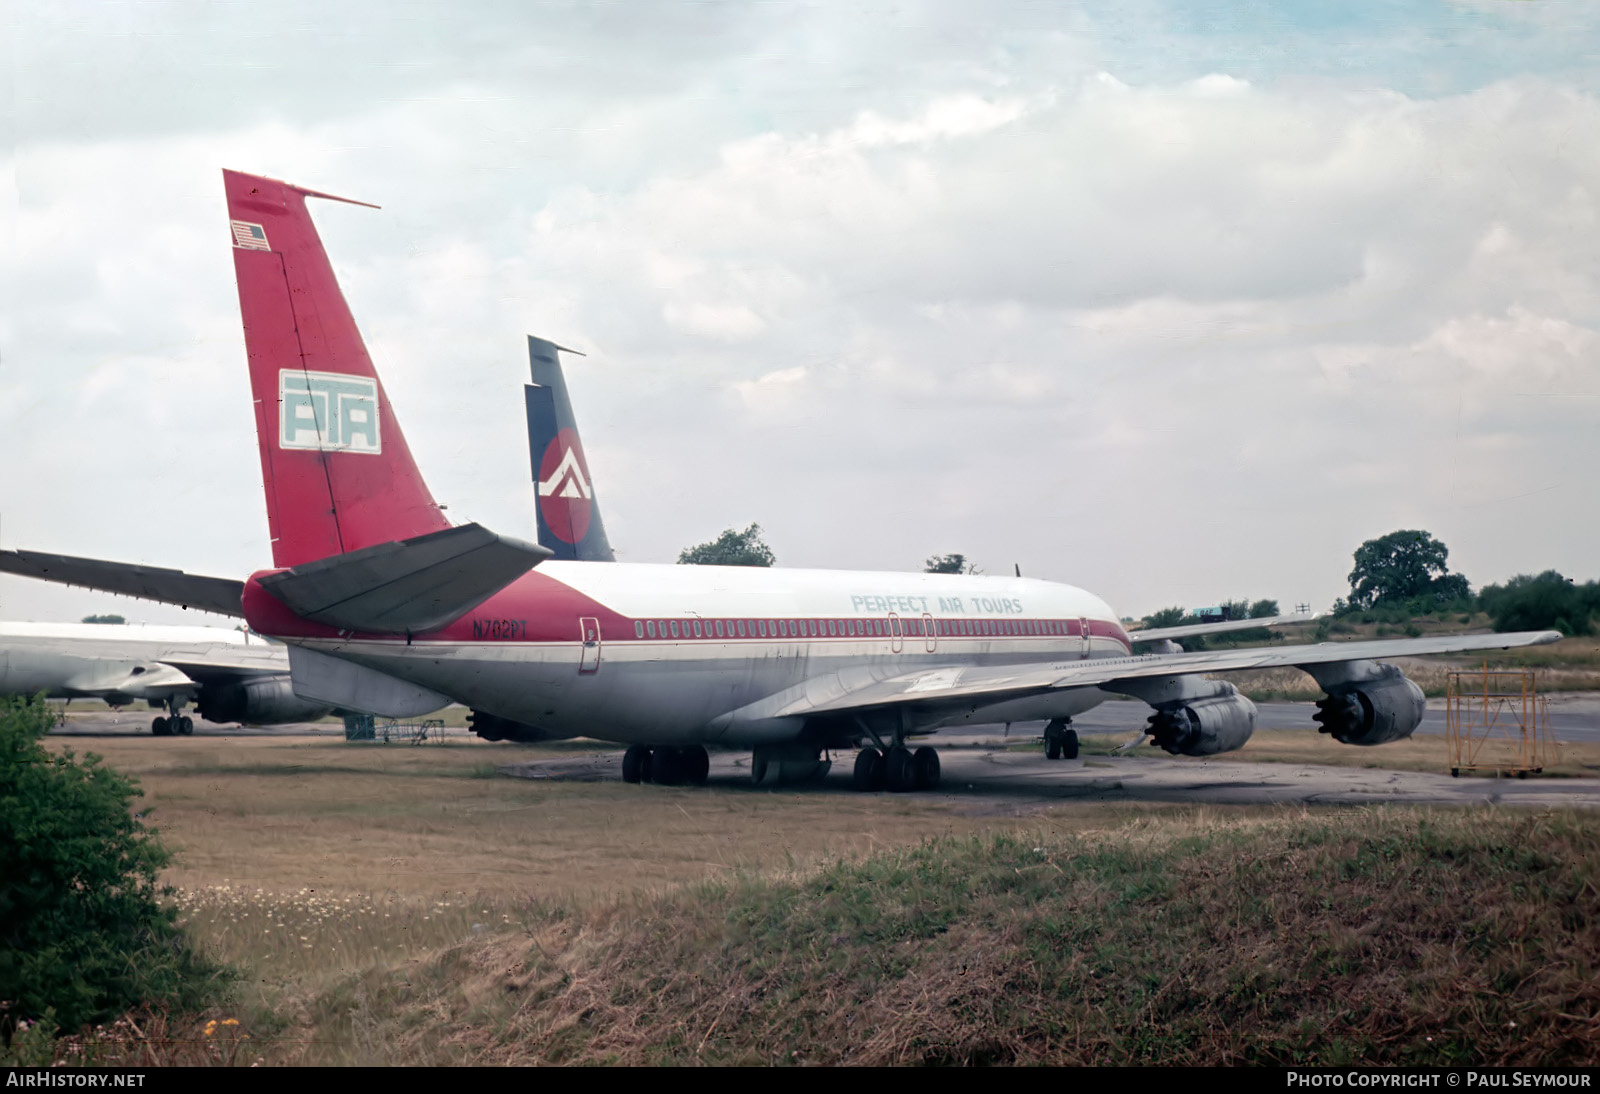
[885,747,915,793]
[911,746,941,791]
[684,745,710,786]
[751,752,769,786]
[1044,718,1076,760]
[622,744,650,784]
[853,747,885,791]
[151,717,169,737]
[653,747,683,786]
[178,716,194,736]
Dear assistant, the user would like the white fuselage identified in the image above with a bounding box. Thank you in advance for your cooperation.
[283,562,1130,745]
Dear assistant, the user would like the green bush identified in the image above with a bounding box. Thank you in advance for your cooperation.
[1479,572,1599,636]
[0,696,221,1038]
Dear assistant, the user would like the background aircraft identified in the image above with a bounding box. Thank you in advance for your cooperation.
[0,170,1558,787]
[0,620,327,733]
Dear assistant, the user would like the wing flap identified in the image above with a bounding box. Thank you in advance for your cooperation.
[1129,611,1316,643]
[0,549,244,617]
[258,523,552,634]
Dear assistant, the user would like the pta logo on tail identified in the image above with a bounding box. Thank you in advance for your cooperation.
[279,370,382,455]
[537,429,593,543]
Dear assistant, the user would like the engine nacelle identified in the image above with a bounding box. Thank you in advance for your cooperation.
[1116,676,1258,756]
[1305,661,1425,746]
[467,709,560,743]
[1146,691,1258,755]
[196,676,333,725]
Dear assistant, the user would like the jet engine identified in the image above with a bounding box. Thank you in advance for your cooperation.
[1304,660,1425,746]
[467,709,561,742]
[1115,676,1258,756]
[196,677,333,725]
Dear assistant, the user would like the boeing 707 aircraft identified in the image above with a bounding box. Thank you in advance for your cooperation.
[0,171,1559,789]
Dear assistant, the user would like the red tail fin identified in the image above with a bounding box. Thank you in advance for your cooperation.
[224,169,450,568]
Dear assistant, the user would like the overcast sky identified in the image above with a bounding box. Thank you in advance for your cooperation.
[3,0,1597,625]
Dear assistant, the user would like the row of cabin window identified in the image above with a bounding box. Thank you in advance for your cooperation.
[630,617,1094,640]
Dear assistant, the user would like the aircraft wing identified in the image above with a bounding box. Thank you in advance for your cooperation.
[1128,611,1316,643]
[0,549,244,617]
[738,630,1561,720]
[153,645,290,682]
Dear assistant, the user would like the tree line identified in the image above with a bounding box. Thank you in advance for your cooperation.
[1333,529,1596,636]
[677,524,1596,638]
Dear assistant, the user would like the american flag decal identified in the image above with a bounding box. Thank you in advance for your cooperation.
[231,220,270,251]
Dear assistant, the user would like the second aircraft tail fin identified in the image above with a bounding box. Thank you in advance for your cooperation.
[525,336,615,561]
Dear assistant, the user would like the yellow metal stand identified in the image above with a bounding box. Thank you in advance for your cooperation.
[1445,665,1551,778]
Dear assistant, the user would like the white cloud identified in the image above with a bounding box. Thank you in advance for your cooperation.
[3,8,1600,624]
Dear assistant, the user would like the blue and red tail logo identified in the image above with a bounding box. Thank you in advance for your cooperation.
[536,429,594,545]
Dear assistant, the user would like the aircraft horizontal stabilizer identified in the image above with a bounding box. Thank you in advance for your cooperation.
[257,523,552,634]
[0,549,245,617]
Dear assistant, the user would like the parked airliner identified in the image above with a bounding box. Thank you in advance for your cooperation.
[0,171,1559,790]
[0,621,324,734]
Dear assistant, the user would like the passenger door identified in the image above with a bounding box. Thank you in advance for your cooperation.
[579,617,601,674]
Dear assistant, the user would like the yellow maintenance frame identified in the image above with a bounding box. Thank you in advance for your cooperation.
[1445,666,1551,778]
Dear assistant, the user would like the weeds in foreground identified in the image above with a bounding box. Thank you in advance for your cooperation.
[1,1011,259,1067]
[284,807,1600,1065]
[27,807,1598,1066]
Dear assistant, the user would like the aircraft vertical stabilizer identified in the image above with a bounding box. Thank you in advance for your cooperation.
[525,335,616,561]
[224,169,450,569]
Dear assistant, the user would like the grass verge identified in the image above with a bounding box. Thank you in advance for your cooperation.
[250,806,1600,1065]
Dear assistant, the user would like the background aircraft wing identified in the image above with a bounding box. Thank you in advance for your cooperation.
[154,645,290,682]
[1127,611,1316,643]
[763,629,1561,719]
[0,549,244,617]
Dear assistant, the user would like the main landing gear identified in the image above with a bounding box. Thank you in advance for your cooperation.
[1044,717,1078,760]
[151,699,194,737]
[622,744,710,786]
[852,744,940,792]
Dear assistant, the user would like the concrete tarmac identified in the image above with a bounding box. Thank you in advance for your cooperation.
[499,746,1600,810]
[52,704,1600,810]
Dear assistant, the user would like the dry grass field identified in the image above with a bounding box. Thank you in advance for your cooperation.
[60,734,1063,902]
[22,731,1600,1065]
